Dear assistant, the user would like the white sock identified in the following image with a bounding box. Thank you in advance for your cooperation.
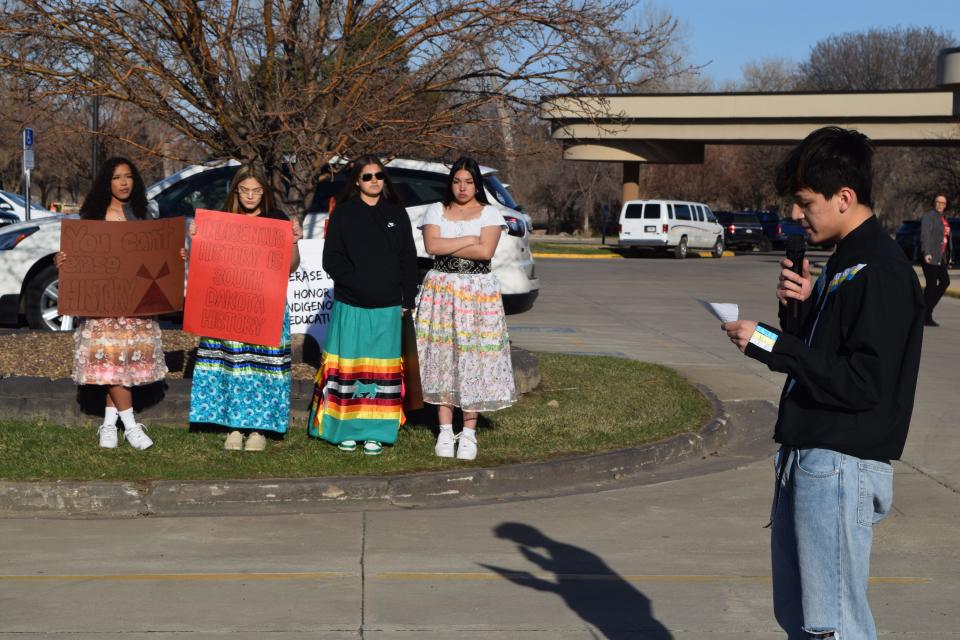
[118,408,138,431]
[461,427,476,441]
[439,424,453,433]
[103,407,119,427]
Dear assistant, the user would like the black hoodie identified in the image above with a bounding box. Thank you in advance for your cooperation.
[322,196,418,309]
[745,216,924,461]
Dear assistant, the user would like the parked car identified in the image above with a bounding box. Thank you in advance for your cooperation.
[0,211,19,228]
[0,159,539,330]
[752,210,806,251]
[713,211,765,252]
[896,217,960,264]
[895,220,922,262]
[0,190,58,222]
[0,216,72,329]
[617,199,724,259]
[776,218,806,247]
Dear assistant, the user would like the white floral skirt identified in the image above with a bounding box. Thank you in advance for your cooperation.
[415,271,516,412]
[73,317,168,386]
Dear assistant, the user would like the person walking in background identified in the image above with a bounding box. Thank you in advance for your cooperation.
[307,155,418,456]
[416,157,516,461]
[722,127,924,639]
[920,193,952,327]
[186,164,301,452]
[54,157,166,450]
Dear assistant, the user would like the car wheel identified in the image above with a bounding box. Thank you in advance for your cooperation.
[712,236,724,258]
[673,236,688,259]
[25,265,72,331]
[758,237,773,252]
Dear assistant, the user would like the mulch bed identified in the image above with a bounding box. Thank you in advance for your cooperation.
[0,330,318,380]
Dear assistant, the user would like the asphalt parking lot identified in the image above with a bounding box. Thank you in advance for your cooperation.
[1,253,957,638]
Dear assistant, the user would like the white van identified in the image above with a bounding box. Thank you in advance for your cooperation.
[618,199,724,259]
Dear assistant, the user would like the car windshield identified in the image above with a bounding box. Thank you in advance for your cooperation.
[484,175,518,210]
[2,191,43,209]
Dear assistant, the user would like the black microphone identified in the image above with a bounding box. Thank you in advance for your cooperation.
[785,235,806,319]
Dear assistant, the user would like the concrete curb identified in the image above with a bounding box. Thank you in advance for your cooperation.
[531,252,622,259]
[0,385,733,518]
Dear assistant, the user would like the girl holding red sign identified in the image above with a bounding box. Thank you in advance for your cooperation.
[307,155,419,456]
[186,164,302,452]
[55,157,165,450]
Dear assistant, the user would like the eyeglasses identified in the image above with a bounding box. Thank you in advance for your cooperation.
[238,187,264,196]
[361,172,385,182]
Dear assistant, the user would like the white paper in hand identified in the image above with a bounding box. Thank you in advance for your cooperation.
[698,300,739,324]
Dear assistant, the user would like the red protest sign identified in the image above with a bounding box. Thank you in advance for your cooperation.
[58,218,185,317]
[183,209,293,346]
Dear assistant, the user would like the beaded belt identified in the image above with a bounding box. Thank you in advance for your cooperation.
[433,255,491,274]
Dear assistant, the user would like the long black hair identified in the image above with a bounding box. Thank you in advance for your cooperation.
[80,157,148,220]
[336,154,401,205]
[442,156,489,207]
[222,163,277,214]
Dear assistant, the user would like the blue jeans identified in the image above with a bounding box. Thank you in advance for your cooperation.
[770,447,894,639]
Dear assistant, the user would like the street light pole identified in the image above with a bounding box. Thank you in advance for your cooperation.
[91,91,101,180]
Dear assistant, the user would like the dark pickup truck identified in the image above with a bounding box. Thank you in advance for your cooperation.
[715,211,765,251]
[776,218,806,247]
[749,210,806,250]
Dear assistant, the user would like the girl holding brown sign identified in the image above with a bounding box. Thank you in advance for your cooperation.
[55,157,165,450]
[185,164,301,452]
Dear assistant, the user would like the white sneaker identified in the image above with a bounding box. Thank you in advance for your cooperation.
[98,423,118,449]
[456,430,477,461]
[435,429,455,458]
[124,423,154,450]
[224,430,244,451]
[244,432,267,452]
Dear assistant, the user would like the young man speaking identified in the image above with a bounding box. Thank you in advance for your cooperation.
[723,127,924,639]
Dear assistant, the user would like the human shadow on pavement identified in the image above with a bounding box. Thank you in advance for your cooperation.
[480,522,673,640]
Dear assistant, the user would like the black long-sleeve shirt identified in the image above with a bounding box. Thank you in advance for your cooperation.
[745,216,924,461]
[322,196,418,309]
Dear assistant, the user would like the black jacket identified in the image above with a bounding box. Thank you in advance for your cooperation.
[322,196,418,309]
[745,216,924,461]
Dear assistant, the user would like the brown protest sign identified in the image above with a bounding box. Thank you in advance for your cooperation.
[58,218,186,317]
[183,209,293,347]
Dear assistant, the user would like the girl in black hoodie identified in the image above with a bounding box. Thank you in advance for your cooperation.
[306,155,418,455]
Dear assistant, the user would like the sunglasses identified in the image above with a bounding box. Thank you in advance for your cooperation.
[361,171,386,182]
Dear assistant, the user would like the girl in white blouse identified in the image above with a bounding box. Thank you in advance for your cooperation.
[415,157,517,460]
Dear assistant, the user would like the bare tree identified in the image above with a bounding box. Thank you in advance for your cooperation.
[798,26,955,91]
[0,77,194,205]
[740,58,799,92]
[796,25,958,226]
[0,0,686,212]
[641,28,958,225]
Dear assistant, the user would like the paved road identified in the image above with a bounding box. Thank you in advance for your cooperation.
[2,254,957,638]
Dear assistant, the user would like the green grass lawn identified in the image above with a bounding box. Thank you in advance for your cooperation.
[530,242,619,255]
[0,353,711,481]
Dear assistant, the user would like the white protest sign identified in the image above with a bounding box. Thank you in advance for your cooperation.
[287,238,335,348]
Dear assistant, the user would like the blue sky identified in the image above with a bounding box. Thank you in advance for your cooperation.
[666,0,960,86]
